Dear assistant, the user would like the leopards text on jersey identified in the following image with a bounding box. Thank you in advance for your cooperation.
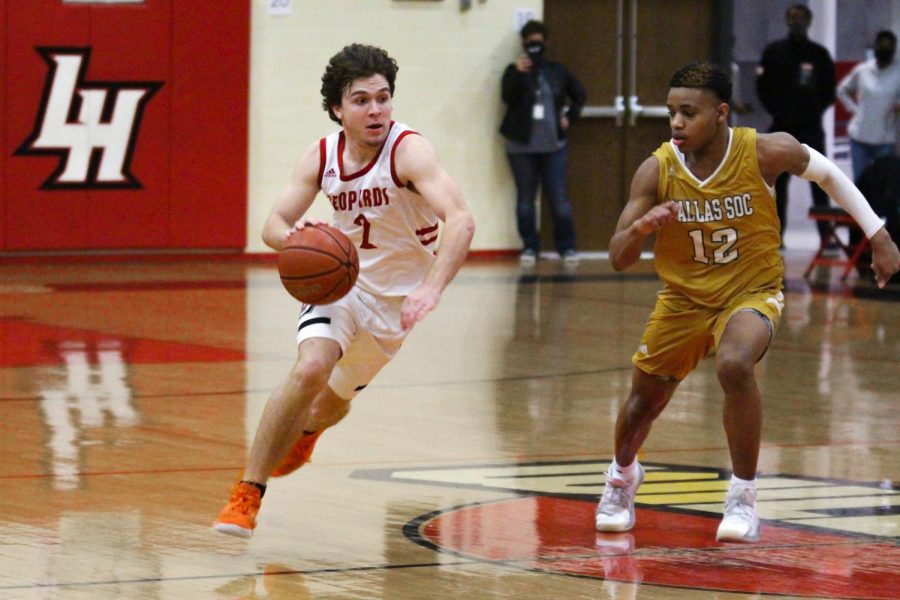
[317,122,439,297]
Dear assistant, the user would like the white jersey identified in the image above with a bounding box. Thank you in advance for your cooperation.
[318,122,439,297]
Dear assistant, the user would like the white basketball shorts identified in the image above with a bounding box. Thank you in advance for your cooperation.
[296,287,406,400]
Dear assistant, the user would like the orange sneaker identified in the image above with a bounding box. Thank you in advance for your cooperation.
[212,481,261,538]
[271,431,323,477]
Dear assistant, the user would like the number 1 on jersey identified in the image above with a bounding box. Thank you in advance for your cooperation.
[354,214,377,249]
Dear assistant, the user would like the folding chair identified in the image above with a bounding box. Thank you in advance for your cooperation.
[803,206,870,280]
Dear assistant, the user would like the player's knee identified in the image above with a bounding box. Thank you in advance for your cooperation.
[622,391,666,424]
[715,353,754,387]
[290,358,333,391]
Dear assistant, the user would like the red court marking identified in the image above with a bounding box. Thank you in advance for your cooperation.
[419,496,898,598]
[0,319,244,367]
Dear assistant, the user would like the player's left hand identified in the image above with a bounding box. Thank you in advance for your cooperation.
[870,228,900,288]
[401,286,440,330]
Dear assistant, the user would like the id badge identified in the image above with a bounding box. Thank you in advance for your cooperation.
[532,103,545,120]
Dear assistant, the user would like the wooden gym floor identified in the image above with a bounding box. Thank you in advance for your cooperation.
[0,252,896,599]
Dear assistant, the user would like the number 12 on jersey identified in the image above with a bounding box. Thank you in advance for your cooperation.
[689,227,738,265]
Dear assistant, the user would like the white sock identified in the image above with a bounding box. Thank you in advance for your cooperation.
[611,458,638,480]
[730,474,756,490]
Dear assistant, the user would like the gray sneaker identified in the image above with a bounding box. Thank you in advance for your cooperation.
[595,462,644,532]
[519,249,537,266]
[716,484,760,542]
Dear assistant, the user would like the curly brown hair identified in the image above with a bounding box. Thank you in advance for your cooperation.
[321,44,399,124]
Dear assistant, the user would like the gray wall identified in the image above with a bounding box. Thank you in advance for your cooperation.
[835,0,900,60]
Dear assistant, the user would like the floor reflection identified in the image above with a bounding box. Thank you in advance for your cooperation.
[39,340,137,490]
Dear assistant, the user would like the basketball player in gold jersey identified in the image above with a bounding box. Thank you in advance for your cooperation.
[595,63,900,542]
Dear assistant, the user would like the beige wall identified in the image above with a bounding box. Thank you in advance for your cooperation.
[247,0,542,253]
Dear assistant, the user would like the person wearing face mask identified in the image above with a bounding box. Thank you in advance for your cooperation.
[756,4,836,246]
[837,30,900,182]
[500,19,587,266]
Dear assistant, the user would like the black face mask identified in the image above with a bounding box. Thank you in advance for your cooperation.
[875,48,895,65]
[524,41,545,64]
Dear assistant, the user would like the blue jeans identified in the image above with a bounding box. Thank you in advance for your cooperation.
[506,146,576,254]
[849,139,895,183]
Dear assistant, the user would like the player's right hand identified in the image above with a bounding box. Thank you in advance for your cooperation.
[285,217,328,239]
[633,201,681,235]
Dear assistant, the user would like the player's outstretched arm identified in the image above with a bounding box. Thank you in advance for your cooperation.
[261,141,322,252]
[609,157,680,271]
[760,132,900,287]
[394,134,476,329]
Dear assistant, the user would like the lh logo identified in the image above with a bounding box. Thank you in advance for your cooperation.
[16,47,163,190]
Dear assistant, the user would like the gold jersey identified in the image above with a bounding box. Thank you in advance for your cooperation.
[652,127,784,308]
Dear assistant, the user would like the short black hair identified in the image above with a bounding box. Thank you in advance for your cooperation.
[786,3,812,20]
[876,30,897,45]
[669,62,732,104]
[320,44,398,124]
[520,20,548,40]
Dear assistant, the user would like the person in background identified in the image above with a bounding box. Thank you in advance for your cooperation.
[837,30,900,183]
[756,3,836,245]
[500,19,587,266]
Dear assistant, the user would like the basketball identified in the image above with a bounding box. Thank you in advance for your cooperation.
[278,224,359,304]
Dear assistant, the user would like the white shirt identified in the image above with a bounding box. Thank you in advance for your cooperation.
[837,58,900,144]
[318,122,439,297]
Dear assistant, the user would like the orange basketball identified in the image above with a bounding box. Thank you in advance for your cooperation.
[278,224,359,304]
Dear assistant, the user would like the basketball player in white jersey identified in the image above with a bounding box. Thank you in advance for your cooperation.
[214,44,476,538]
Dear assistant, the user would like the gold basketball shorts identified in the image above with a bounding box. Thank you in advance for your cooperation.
[631,288,784,381]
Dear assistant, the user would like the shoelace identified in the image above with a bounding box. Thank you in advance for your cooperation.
[597,480,631,515]
[724,487,755,521]
[230,486,259,515]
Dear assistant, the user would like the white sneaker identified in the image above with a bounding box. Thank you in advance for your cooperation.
[562,250,579,266]
[519,249,537,266]
[595,462,644,532]
[716,484,760,542]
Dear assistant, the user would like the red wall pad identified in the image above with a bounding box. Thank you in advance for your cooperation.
[3,0,249,252]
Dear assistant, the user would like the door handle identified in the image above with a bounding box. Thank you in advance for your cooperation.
[581,96,626,126]
[627,96,668,126]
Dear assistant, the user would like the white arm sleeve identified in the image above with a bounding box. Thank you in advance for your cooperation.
[800,145,884,238]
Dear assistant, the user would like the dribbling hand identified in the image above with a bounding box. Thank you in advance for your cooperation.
[285,217,328,240]
[633,201,681,235]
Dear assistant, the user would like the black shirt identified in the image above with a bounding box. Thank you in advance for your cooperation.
[500,61,586,145]
[756,36,836,134]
